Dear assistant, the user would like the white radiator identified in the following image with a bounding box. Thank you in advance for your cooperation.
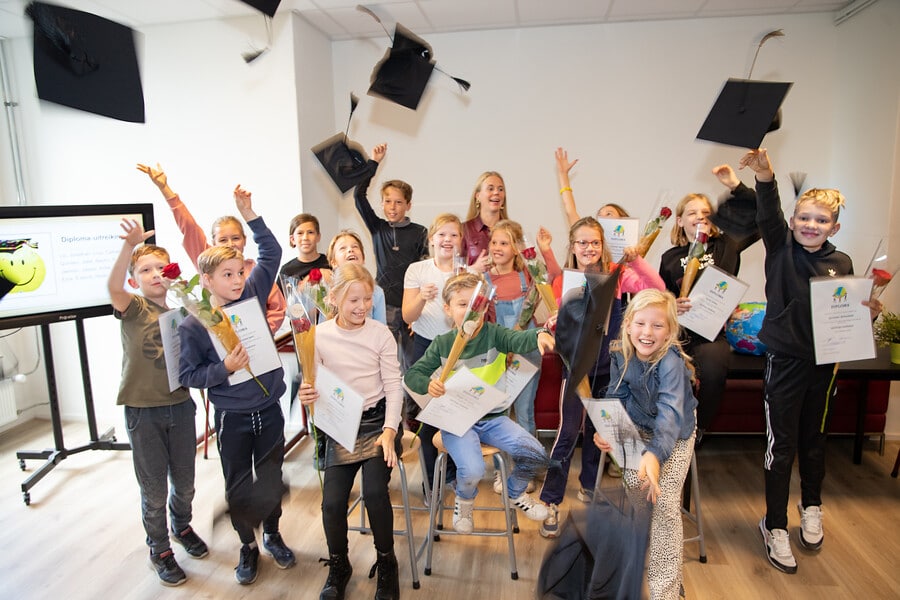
[0,378,16,426]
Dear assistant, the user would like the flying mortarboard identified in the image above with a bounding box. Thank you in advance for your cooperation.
[238,0,282,18]
[696,78,792,149]
[360,7,470,111]
[312,94,378,193]
[26,1,145,123]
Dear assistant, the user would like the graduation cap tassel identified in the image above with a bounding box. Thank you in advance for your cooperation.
[242,15,272,64]
[747,29,784,79]
[344,93,359,140]
[789,171,807,199]
[435,66,471,92]
[356,4,392,38]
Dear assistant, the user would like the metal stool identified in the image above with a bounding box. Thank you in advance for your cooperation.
[347,430,429,589]
[596,449,707,562]
[424,431,519,580]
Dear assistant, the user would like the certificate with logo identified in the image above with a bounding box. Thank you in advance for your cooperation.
[810,276,875,364]
[160,307,186,392]
[209,298,282,386]
[312,364,365,452]
[582,398,647,471]
[414,366,509,437]
[597,218,639,263]
[677,265,749,341]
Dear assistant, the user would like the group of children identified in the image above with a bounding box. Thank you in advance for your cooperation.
[109,144,879,600]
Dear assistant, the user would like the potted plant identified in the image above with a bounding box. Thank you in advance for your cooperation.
[873,311,900,364]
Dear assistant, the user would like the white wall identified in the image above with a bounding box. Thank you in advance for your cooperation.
[1,4,899,436]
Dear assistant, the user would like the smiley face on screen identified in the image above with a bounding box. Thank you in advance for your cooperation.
[0,239,47,295]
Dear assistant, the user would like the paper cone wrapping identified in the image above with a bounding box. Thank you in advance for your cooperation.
[634,229,661,258]
[439,330,468,383]
[536,282,559,316]
[680,257,701,297]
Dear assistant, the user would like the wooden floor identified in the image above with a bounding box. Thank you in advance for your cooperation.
[1,419,898,600]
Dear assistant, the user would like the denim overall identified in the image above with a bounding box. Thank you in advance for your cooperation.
[485,271,541,436]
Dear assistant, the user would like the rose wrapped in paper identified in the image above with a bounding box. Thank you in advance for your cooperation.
[304,268,329,318]
[439,280,496,383]
[281,274,318,413]
[521,245,558,318]
[161,262,269,395]
[679,226,708,297]
[635,206,672,257]
[864,240,898,302]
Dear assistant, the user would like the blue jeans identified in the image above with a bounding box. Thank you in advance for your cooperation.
[441,416,547,500]
[125,399,197,555]
[215,402,286,544]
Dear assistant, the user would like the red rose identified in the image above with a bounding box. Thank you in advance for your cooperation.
[291,317,311,333]
[871,268,893,287]
[470,295,488,312]
[308,268,322,283]
[660,207,672,219]
[161,263,181,279]
[697,232,709,244]
[522,247,537,260]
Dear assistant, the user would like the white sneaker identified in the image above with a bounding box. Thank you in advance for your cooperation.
[576,487,594,503]
[453,497,474,534]
[511,493,549,521]
[493,470,535,494]
[759,518,797,574]
[797,503,824,551]
[540,504,560,539]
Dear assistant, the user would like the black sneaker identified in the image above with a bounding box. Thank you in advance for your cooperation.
[172,526,209,559]
[235,544,260,585]
[263,532,296,569]
[149,549,186,587]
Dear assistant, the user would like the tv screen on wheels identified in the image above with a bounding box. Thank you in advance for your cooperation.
[0,204,155,329]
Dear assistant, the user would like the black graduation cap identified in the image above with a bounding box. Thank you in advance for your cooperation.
[696,78,792,149]
[26,2,145,123]
[311,94,378,193]
[555,266,622,398]
[365,18,470,111]
[238,0,281,18]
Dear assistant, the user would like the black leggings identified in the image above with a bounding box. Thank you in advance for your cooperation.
[321,454,394,555]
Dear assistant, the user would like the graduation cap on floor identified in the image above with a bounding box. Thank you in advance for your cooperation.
[555,266,622,398]
[538,487,651,599]
[696,78,791,149]
[311,93,378,193]
[359,6,470,110]
[238,0,282,18]
[26,1,145,123]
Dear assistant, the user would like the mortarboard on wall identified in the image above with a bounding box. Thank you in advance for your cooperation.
[26,1,145,123]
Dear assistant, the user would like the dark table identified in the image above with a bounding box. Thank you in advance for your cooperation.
[725,347,900,464]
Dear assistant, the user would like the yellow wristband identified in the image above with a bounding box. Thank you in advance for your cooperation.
[560,186,572,194]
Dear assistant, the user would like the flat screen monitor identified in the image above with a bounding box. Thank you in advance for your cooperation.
[0,203,155,329]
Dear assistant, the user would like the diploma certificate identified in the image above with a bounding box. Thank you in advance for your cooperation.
[678,265,749,342]
[810,276,875,364]
[159,307,186,392]
[415,367,509,437]
[582,398,647,471]
[312,364,365,452]
[596,218,639,263]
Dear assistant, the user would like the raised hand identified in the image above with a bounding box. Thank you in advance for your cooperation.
[555,147,578,176]
[738,148,774,182]
[372,143,387,163]
[136,162,168,190]
[712,164,740,190]
[119,218,154,247]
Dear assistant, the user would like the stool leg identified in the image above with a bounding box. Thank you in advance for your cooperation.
[496,454,519,580]
[424,452,446,576]
[397,460,421,589]
[689,454,707,563]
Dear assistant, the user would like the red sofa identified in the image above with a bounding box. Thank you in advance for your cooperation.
[533,351,889,437]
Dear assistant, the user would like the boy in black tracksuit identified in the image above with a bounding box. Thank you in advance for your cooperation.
[742,148,881,575]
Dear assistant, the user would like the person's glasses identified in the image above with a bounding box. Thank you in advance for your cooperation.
[573,240,602,249]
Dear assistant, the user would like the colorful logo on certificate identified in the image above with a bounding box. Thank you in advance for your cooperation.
[469,386,485,396]
[612,224,626,238]
[832,286,848,302]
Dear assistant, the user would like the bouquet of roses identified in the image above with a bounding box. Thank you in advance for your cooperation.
[439,279,496,383]
[679,225,709,297]
[635,205,673,257]
[864,239,898,301]
[282,274,318,408]
[161,262,268,395]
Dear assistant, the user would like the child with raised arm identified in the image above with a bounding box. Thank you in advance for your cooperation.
[594,288,697,600]
[178,186,294,585]
[405,273,555,533]
[297,263,402,600]
[658,166,759,438]
[539,215,664,539]
[556,147,630,225]
[740,148,881,575]
[354,143,429,360]
[108,220,207,587]
[137,163,285,334]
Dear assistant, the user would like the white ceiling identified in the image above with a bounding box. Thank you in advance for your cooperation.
[0,0,860,41]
